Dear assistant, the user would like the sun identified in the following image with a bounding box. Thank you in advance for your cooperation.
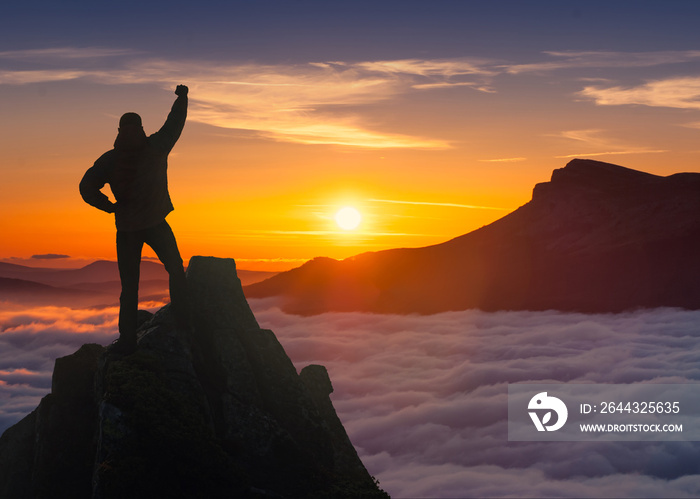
[334,206,362,231]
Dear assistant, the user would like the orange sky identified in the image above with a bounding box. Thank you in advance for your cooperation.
[3,3,700,271]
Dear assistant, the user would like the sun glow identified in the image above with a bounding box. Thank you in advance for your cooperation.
[334,206,362,231]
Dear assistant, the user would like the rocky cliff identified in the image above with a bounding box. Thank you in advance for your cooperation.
[0,256,387,499]
[245,159,700,314]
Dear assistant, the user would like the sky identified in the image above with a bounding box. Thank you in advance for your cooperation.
[2,1,700,271]
[3,298,700,497]
[4,4,700,496]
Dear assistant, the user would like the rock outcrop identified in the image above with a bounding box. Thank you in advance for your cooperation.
[0,256,387,498]
[245,159,700,315]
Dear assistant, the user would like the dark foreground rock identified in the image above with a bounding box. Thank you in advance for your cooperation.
[0,256,388,499]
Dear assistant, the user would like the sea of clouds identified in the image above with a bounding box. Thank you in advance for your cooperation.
[3,299,700,498]
[250,301,700,498]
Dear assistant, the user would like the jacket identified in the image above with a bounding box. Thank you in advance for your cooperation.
[79,94,187,232]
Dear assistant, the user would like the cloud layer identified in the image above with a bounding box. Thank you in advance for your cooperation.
[580,77,700,111]
[3,47,700,151]
[0,303,128,432]
[0,49,483,149]
[553,129,667,159]
[3,298,700,497]
[250,302,700,498]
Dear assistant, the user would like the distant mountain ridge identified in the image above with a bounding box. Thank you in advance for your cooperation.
[245,159,700,315]
[0,260,276,307]
[0,277,106,306]
[0,261,169,307]
[0,260,168,286]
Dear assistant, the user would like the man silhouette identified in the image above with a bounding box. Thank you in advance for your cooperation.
[80,85,190,354]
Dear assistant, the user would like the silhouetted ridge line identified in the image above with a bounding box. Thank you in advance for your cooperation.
[245,159,700,315]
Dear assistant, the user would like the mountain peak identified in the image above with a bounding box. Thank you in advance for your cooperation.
[246,160,700,315]
[532,158,660,202]
[0,256,387,498]
[558,158,659,182]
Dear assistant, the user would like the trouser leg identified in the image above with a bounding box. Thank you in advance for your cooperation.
[116,229,144,342]
[145,220,190,330]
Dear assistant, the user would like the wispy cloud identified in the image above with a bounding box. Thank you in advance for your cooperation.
[32,254,70,260]
[369,198,507,211]
[410,81,496,92]
[579,76,700,111]
[0,47,135,60]
[246,229,430,238]
[165,61,445,148]
[0,50,473,149]
[354,58,498,93]
[0,69,88,85]
[478,157,527,163]
[557,129,607,144]
[5,47,700,149]
[171,59,470,148]
[354,58,497,77]
[555,150,667,159]
[505,50,700,74]
[0,47,135,85]
[236,257,308,264]
[553,129,667,158]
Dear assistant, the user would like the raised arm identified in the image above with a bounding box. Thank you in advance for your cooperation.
[152,85,188,152]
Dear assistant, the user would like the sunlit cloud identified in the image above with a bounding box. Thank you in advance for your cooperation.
[579,76,700,111]
[0,305,119,336]
[0,47,135,84]
[369,198,507,211]
[555,150,667,159]
[354,58,497,77]
[5,47,700,149]
[0,52,461,149]
[505,50,700,74]
[0,69,88,85]
[3,296,700,498]
[478,157,527,163]
[355,59,498,94]
[0,303,124,434]
[249,302,700,498]
[553,129,667,158]
[235,121,450,149]
[171,61,453,148]
[236,257,308,264]
[557,129,607,144]
[0,368,38,376]
[248,229,430,238]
